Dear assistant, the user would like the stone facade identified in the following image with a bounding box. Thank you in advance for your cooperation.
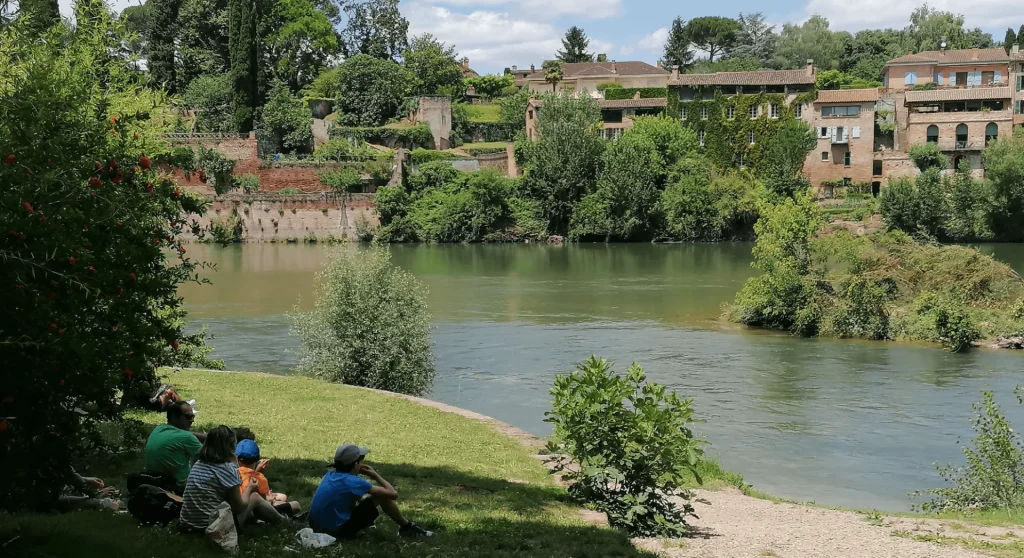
[184,193,379,242]
[524,61,669,95]
[410,97,453,150]
[803,90,880,193]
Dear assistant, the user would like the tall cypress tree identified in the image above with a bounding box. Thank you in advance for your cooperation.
[557,26,594,63]
[229,0,260,133]
[148,0,181,93]
[662,17,693,70]
[1005,28,1017,55]
[1019,25,1024,48]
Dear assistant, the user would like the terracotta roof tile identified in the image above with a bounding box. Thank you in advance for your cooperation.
[668,69,814,86]
[525,61,668,79]
[528,98,668,109]
[904,86,1012,103]
[886,48,1010,66]
[816,89,880,103]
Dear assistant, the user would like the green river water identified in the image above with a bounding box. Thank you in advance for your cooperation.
[179,242,1024,512]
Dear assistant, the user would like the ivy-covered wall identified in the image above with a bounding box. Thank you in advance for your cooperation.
[603,87,670,100]
[676,89,816,174]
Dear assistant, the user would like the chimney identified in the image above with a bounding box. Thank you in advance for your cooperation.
[511,65,518,71]
[656,61,662,69]
[971,48,979,61]
[806,59,814,77]
[633,91,641,100]
[462,57,470,68]
[611,61,617,73]
[530,64,535,72]
[671,65,679,79]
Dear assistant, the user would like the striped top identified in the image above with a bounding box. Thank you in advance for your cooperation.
[179,461,241,530]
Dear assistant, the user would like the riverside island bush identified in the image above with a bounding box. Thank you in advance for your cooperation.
[292,249,435,395]
[913,388,1024,513]
[546,357,705,537]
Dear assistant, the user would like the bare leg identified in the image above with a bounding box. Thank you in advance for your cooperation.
[237,495,285,526]
[372,494,409,527]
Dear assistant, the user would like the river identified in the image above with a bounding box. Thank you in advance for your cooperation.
[179,242,1024,512]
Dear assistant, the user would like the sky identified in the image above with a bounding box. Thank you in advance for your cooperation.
[60,0,1021,75]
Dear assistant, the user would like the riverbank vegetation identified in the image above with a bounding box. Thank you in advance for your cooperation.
[881,133,1024,242]
[728,194,1024,351]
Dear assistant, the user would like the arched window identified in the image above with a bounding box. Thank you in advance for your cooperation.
[926,125,939,143]
[955,124,969,149]
[953,155,967,170]
[986,123,999,146]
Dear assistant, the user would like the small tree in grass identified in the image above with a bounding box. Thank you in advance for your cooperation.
[546,356,705,537]
[293,249,435,395]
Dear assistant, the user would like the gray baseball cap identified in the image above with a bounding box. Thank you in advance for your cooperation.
[334,443,370,467]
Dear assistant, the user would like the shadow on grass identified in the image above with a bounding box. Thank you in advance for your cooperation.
[3,455,668,558]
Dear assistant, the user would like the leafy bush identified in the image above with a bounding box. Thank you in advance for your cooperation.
[462,122,518,142]
[464,74,515,99]
[911,293,980,352]
[319,168,364,193]
[183,74,234,133]
[546,357,704,537]
[209,209,244,244]
[292,249,435,395]
[330,125,433,149]
[661,168,761,241]
[913,388,1024,512]
[908,143,948,172]
[313,138,385,162]
[258,82,313,154]
[195,146,236,194]
[0,22,210,509]
[409,148,467,166]
[279,187,300,194]
[233,173,260,193]
[408,170,513,243]
[335,54,413,127]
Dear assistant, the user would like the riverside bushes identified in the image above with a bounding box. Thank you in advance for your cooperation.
[546,357,704,537]
[292,249,435,395]
[728,195,1024,350]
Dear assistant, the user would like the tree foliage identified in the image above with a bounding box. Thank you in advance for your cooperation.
[761,119,816,197]
[774,15,850,71]
[685,16,740,62]
[542,60,564,92]
[258,81,312,153]
[339,0,408,61]
[403,33,464,97]
[228,0,260,133]
[183,74,235,132]
[334,53,411,126]
[557,26,593,63]
[661,17,692,70]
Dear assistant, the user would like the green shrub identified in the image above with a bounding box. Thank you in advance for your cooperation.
[409,149,466,166]
[915,295,981,353]
[258,82,313,154]
[908,143,948,172]
[546,356,704,537]
[312,138,385,162]
[209,209,244,244]
[233,173,260,193]
[292,249,435,395]
[279,187,300,194]
[913,388,1024,512]
[195,146,236,194]
[462,122,518,142]
[319,168,364,193]
[182,74,234,133]
[330,125,433,149]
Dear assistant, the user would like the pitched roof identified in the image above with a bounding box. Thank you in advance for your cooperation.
[667,69,814,86]
[816,89,880,103]
[905,86,1012,103]
[528,98,668,110]
[886,48,1010,66]
[525,61,668,80]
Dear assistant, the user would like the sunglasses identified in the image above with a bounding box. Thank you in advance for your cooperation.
[182,413,196,421]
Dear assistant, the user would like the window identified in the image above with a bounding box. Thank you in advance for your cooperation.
[994,70,1002,84]
[844,151,851,166]
[953,155,966,169]
[982,71,994,85]
[819,126,830,139]
[795,103,803,117]
[955,72,967,86]
[770,103,779,118]
[748,131,755,145]
[986,122,998,146]
[955,123,968,148]
[738,152,745,168]
[727,106,735,119]
[700,105,708,120]
[699,130,705,146]
[1018,100,1024,114]
[873,160,883,176]
[967,71,982,87]
[822,105,861,117]
[1017,75,1024,92]
[749,105,758,118]
[905,71,917,85]
[821,151,829,161]
[934,72,943,86]
[926,125,938,143]
[680,106,686,121]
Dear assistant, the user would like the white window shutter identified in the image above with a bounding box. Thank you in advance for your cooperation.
[852,126,861,139]
[950,73,957,86]
[995,70,1002,84]
[829,126,836,139]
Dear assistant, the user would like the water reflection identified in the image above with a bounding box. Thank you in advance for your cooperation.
[179,243,1024,512]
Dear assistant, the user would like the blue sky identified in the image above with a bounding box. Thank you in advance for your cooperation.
[61,0,1019,75]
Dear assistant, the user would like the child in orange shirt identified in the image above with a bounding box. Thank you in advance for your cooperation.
[235,439,301,516]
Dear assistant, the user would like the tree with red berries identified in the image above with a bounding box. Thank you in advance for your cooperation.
[0,14,212,509]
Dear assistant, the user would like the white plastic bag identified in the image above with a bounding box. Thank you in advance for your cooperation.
[296,527,336,549]
[206,502,239,553]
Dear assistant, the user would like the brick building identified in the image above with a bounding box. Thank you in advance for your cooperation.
[523,61,669,95]
[803,89,881,196]
[524,96,667,141]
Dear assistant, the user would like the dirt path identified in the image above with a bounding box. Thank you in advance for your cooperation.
[636,488,996,558]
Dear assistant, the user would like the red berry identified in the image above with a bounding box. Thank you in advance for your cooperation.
[69,257,75,266]
[95,161,102,170]
[58,329,64,336]
[39,215,47,222]
[119,287,124,295]
[172,339,179,352]
[128,273,136,281]
[147,182,154,193]
[116,221,123,227]
[122,368,133,377]
[178,247,186,254]
[90,176,101,188]
[21,202,33,213]
[111,171,123,184]
[109,160,118,170]
[88,266,96,273]
[173,188,181,198]
[48,323,58,332]
[0,421,7,432]
[139,155,151,170]
[4,154,14,164]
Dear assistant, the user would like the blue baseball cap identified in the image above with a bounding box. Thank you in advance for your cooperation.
[236,439,260,461]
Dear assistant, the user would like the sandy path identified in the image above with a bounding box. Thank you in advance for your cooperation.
[634,488,990,558]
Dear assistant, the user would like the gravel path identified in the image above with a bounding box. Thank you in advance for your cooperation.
[634,488,990,558]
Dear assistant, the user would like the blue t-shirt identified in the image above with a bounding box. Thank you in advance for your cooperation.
[309,471,374,532]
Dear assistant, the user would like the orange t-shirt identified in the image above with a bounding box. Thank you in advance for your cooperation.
[238,466,270,497]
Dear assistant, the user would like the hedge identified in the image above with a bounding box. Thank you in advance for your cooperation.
[463,122,518,143]
[463,146,507,156]
[603,87,669,100]
[330,125,434,149]
[409,149,469,166]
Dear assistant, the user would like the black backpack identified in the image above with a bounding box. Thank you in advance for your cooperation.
[127,484,182,525]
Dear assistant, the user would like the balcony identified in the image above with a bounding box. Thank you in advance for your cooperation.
[832,136,849,145]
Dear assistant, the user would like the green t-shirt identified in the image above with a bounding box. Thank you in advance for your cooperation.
[144,424,203,487]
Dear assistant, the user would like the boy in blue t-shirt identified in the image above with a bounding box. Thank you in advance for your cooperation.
[308,443,433,539]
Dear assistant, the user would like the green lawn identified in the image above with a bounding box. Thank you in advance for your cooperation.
[460,142,508,150]
[2,370,659,558]
[465,103,501,123]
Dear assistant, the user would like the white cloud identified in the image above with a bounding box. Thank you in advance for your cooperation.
[421,0,621,19]
[802,0,1021,32]
[407,3,615,74]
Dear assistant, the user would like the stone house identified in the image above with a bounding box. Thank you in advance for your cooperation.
[523,61,668,95]
[667,62,816,106]
[524,96,667,141]
[803,89,881,196]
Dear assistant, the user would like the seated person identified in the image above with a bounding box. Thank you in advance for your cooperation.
[179,425,285,532]
[57,469,121,512]
[144,402,206,493]
[235,439,301,516]
[308,444,433,539]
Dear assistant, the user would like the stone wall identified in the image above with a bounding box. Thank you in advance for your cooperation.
[174,164,332,194]
[804,102,878,189]
[476,152,509,174]
[185,193,379,242]
[167,134,258,161]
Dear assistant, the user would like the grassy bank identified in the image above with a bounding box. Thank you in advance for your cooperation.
[2,370,677,558]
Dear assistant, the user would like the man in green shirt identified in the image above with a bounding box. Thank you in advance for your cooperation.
[144,402,205,491]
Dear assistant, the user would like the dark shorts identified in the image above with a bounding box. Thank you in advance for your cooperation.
[313,497,380,539]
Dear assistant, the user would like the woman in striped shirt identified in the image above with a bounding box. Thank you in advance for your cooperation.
[179,425,285,532]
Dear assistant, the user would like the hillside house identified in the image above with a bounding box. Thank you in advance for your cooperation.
[524,96,667,141]
[803,89,881,196]
[523,61,668,95]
